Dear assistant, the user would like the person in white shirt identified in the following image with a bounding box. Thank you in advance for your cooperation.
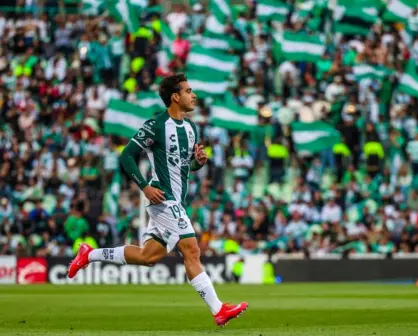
[321,198,342,223]
[166,5,188,35]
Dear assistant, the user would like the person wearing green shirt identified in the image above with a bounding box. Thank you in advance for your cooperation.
[249,118,273,169]
[108,29,125,80]
[64,202,89,243]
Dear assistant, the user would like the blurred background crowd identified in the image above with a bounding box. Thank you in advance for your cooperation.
[1,0,418,259]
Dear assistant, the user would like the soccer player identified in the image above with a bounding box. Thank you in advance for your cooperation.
[67,74,248,327]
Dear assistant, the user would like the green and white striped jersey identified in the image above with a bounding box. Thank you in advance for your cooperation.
[131,111,199,205]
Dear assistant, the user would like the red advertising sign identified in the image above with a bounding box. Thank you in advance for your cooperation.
[17,258,47,284]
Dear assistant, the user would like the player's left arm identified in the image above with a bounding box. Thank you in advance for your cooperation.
[189,121,206,171]
[191,144,207,171]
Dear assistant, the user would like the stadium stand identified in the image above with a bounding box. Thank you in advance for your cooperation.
[1,0,418,258]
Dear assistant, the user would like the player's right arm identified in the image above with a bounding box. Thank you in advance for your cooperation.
[120,120,165,204]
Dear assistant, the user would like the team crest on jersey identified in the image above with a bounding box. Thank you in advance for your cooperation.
[178,218,188,229]
[137,130,146,139]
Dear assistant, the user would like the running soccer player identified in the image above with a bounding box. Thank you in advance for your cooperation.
[67,74,248,327]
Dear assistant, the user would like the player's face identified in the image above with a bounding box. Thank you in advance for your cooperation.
[177,81,196,112]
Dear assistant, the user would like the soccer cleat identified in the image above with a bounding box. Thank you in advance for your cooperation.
[67,243,93,278]
[214,302,248,327]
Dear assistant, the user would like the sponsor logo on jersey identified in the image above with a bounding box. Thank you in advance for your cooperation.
[178,218,188,229]
[188,131,195,143]
[170,134,176,142]
[163,230,172,240]
[143,124,155,135]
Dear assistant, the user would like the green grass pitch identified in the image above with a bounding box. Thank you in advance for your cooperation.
[0,283,417,336]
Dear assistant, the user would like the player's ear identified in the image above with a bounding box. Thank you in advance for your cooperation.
[172,92,180,103]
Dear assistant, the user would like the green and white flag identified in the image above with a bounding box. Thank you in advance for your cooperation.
[103,170,121,217]
[211,101,258,131]
[398,62,418,98]
[256,0,290,22]
[187,46,239,75]
[293,0,327,30]
[383,0,416,22]
[352,64,394,81]
[109,0,140,33]
[161,21,176,46]
[131,0,148,8]
[82,0,105,15]
[201,32,245,51]
[206,0,233,34]
[104,99,154,137]
[334,0,379,35]
[186,70,229,97]
[273,31,325,62]
[158,23,175,71]
[136,91,165,112]
[291,121,341,154]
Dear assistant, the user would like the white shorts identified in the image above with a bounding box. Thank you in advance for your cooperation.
[142,201,196,252]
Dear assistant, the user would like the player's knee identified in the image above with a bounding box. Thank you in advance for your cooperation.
[141,254,160,267]
[183,245,201,263]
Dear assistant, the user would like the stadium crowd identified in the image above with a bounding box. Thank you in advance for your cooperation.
[1,0,418,258]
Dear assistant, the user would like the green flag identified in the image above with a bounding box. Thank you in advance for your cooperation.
[104,99,155,137]
[291,121,341,154]
[211,100,258,131]
[109,0,140,33]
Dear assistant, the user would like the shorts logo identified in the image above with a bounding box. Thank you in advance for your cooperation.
[137,130,146,139]
[163,230,172,240]
[178,218,188,229]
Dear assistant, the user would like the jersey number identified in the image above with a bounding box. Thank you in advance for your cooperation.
[169,205,181,219]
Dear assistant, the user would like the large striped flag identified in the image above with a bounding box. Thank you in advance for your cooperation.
[201,32,245,51]
[291,121,341,154]
[273,31,325,62]
[158,22,176,72]
[104,99,154,137]
[103,169,122,217]
[334,0,379,35]
[135,91,165,112]
[256,0,290,22]
[383,0,416,22]
[352,64,394,81]
[293,0,327,30]
[187,46,239,75]
[82,0,105,15]
[211,101,258,131]
[109,0,140,33]
[186,70,229,97]
[398,62,418,98]
[206,0,234,34]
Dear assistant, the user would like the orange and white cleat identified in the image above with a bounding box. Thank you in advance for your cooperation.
[214,302,248,327]
[67,243,93,278]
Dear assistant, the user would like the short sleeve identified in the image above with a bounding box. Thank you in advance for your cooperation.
[131,119,158,149]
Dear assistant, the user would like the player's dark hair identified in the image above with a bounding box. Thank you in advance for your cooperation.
[159,73,188,107]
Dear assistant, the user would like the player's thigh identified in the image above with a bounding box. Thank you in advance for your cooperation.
[141,238,167,262]
[177,236,201,261]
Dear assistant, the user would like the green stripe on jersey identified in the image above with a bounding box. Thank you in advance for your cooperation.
[176,125,190,205]
[153,113,175,201]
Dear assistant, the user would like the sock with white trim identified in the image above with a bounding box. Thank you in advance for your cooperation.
[190,272,223,314]
[88,246,126,265]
